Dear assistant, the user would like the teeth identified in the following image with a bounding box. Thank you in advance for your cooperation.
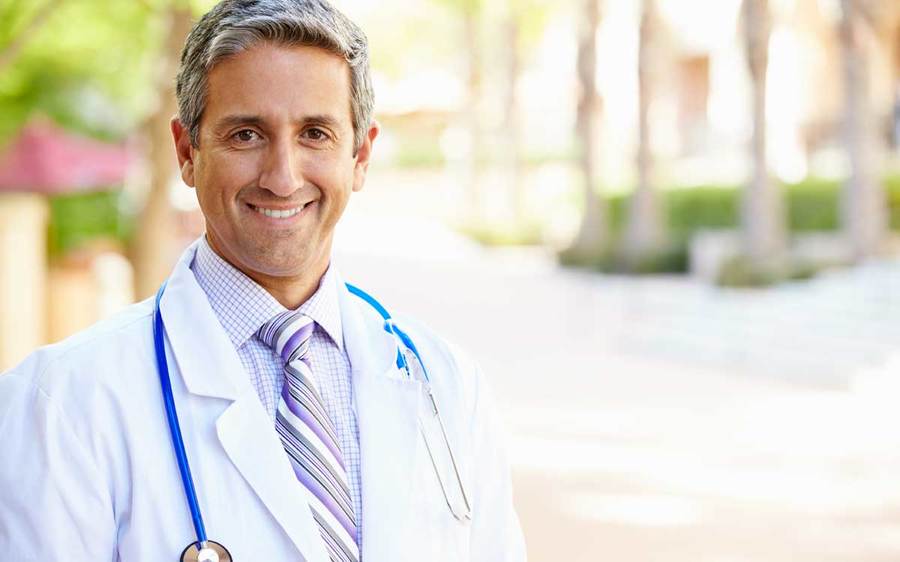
[252,204,305,218]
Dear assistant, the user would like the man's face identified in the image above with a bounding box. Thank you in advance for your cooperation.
[173,43,376,282]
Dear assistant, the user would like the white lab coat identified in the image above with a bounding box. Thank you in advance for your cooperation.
[0,242,526,561]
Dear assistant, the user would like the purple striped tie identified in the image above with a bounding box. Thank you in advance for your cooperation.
[258,311,360,562]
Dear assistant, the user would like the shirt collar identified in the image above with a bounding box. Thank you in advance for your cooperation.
[190,236,344,352]
[297,262,344,353]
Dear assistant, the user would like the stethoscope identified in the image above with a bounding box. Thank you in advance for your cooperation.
[153,281,472,561]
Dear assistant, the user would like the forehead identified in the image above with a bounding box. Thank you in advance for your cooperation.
[202,42,352,129]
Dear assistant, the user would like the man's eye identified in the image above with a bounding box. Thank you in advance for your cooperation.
[233,129,259,142]
[305,128,328,141]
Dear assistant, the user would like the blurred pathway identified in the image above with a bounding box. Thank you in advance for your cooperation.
[334,170,900,562]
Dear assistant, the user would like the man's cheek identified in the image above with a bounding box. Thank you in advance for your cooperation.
[226,157,261,185]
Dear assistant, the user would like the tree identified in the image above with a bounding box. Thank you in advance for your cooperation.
[0,0,206,301]
[623,0,666,265]
[130,3,195,300]
[0,0,61,73]
[499,4,524,227]
[839,0,887,260]
[740,0,786,263]
[498,0,555,228]
[431,0,486,223]
[567,0,606,260]
[0,0,158,143]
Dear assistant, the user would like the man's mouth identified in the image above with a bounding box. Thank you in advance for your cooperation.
[248,202,311,219]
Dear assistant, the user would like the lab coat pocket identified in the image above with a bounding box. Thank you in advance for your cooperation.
[418,391,472,523]
[408,386,471,560]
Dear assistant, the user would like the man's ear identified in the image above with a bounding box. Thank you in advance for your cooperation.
[171,117,196,187]
[352,121,380,193]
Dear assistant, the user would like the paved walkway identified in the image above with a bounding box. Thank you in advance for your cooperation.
[335,170,900,561]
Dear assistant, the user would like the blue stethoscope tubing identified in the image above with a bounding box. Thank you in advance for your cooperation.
[344,282,429,382]
[154,280,210,548]
[153,280,471,556]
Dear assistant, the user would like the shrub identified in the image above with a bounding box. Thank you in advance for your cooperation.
[48,189,130,258]
[571,175,900,275]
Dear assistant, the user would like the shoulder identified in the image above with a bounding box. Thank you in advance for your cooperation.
[0,297,156,410]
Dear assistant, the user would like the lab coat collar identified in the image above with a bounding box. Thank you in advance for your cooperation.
[159,240,246,401]
[336,270,425,561]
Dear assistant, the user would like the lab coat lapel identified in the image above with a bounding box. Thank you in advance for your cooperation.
[216,394,329,562]
[337,276,424,561]
[159,243,243,402]
[160,243,328,562]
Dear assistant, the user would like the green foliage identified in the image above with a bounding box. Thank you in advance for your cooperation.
[0,1,46,49]
[47,189,131,258]
[458,220,544,247]
[716,256,790,287]
[885,174,900,230]
[558,237,687,275]
[509,0,557,49]
[429,0,484,16]
[0,0,213,145]
[390,135,445,168]
[786,177,841,231]
[606,175,900,236]
[0,0,166,144]
[557,242,610,268]
[716,255,827,287]
[610,245,690,275]
[608,186,739,236]
[561,174,900,276]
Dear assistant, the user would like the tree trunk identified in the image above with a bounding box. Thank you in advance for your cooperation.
[130,5,193,300]
[569,0,605,258]
[839,0,886,260]
[501,16,524,226]
[462,9,484,224]
[624,0,665,263]
[741,0,785,262]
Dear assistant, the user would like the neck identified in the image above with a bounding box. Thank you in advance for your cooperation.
[204,235,328,310]
[245,268,324,310]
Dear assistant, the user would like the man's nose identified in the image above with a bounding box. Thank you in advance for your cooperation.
[258,139,302,197]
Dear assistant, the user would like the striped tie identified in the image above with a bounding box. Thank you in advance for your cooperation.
[258,311,360,562]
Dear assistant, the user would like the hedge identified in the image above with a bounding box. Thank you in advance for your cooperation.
[605,175,900,237]
[560,175,900,274]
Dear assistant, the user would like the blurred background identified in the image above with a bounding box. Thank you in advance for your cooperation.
[3,0,900,559]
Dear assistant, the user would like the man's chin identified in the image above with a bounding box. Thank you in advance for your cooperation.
[241,257,303,278]
[243,249,322,278]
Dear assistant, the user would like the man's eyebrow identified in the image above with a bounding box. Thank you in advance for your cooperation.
[212,114,343,132]
[211,114,264,133]
[298,114,342,128]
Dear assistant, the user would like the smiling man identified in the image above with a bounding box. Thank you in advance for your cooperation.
[0,1,526,561]
[176,41,373,309]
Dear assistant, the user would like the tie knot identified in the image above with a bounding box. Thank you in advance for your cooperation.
[257,311,315,364]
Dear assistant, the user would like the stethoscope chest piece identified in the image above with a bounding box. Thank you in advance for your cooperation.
[181,540,232,562]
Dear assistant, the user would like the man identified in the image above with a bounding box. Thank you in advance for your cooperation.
[0,1,526,560]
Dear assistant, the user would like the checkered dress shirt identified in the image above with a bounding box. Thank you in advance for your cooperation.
[190,237,362,547]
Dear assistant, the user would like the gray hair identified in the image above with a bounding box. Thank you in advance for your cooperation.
[176,0,374,152]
